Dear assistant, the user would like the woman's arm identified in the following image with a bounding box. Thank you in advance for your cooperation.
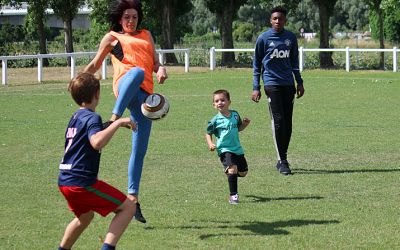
[149,32,168,84]
[84,33,115,74]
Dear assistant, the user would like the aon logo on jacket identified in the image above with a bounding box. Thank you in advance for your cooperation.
[270,49,290,59]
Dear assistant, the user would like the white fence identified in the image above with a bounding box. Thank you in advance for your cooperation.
[0,49,190,86]
[209,47,399,72]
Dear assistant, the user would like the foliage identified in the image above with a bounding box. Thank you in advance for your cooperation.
[0,23,25,44]
[86,0,110,49]
[236,3,268,35]
[331,0,370,32]
[204,0,249,64]
[143,0,193,45]
[381,0,400,43]
[23,6,51,41]
[189,0,217,36]
[233,22,256,42]
[49,0,86,54]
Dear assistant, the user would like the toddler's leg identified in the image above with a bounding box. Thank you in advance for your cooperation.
[226,165,238,195]
[59,211,94,249]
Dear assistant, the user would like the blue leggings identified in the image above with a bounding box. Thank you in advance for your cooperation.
[113,67,152,195]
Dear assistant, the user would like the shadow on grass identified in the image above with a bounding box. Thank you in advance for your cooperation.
[244,195,324,203]
[199,219,340,239]
[145,219,340,239]
[294,168,400,174]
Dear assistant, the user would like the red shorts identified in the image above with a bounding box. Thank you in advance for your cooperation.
[59,180,127,218]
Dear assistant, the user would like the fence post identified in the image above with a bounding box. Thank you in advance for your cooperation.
[210,47,215,70]
[346,47,350,72]
[299,46,304,72]
[159,53,164,65]
[184,49,189,73]
[393,47,397,73]
[101,58,107,80]
[38,57,43,82]
[1,59,7,85]
[71,56,76,79]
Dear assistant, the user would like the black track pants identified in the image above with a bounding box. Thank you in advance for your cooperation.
[264,85,296,161]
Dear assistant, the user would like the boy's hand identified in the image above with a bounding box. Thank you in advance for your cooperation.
[118,118,137,131]
[242,117,251,125]
[208,143,216,151]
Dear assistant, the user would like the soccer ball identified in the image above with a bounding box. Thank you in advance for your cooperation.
[141,93,170,121]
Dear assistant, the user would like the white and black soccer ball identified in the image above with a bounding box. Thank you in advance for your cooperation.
[141,93,170,121]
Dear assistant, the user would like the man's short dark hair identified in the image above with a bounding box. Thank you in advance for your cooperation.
[270,6,287,16]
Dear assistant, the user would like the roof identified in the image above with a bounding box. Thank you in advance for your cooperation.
[0,4,91,16]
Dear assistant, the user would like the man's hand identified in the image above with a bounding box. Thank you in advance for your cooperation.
[251,90,261,102]
[296,85,305,98]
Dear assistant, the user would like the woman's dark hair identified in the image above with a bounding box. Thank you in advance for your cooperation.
[109,0,143,32]
[270,6,287,17]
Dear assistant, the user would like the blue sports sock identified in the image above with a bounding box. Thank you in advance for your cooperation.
[58,247,70,250]
[101,243,116,250]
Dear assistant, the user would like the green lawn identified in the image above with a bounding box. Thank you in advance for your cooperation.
[0,69,399,249]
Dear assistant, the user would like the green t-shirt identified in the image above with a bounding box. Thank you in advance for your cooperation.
[206,110,244,156]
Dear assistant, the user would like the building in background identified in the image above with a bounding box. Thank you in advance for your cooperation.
[0,3,91,29]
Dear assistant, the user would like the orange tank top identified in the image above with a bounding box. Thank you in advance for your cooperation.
[109,30,154,96]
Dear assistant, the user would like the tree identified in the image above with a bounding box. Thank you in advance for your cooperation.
[190,0,217,36]
[365,0,384,69]
[2,0,50,65]
[236,0,303,40]
[205,0,248,65]
[312,0,338,68]
[143,0,193,63]
[87,0,111,49]
[49,0,85,65]
[382,0,400,43]
[237,1,270,34]
[331,0,369,32]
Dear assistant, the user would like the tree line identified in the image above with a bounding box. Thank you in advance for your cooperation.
[1,0,399,69]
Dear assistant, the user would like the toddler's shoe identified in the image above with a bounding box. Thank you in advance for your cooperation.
[229,194,239,205]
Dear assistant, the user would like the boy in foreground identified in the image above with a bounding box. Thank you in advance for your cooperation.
[58,73,136,250]
[205,89,251,204]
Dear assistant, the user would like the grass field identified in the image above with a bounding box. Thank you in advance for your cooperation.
[0,68,399,249]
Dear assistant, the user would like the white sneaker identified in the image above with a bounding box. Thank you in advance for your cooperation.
[229,194,239,204]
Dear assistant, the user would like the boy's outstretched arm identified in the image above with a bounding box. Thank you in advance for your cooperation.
[90,118,136,150]
[239,117,251,131]
[205,134,216,151]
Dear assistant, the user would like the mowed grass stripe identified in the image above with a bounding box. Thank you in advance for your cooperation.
[0,68,399,249]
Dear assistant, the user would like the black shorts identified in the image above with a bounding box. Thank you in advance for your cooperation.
[219,152,248,173]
